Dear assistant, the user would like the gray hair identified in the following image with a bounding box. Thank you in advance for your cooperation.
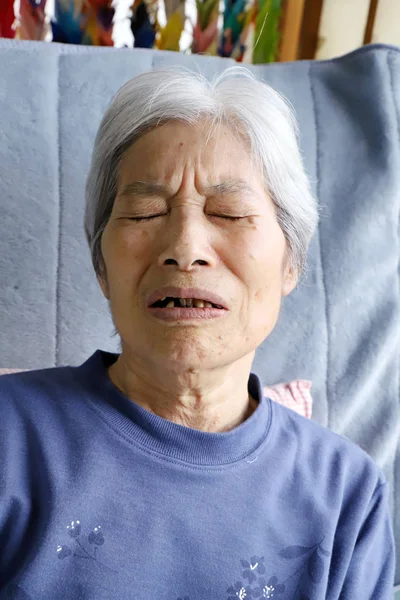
[84,66,319,283]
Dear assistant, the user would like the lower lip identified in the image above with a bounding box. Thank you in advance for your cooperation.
[147,306,228,321]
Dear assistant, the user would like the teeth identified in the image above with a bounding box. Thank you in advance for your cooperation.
[162,297,217,308]
[178,298,201,307]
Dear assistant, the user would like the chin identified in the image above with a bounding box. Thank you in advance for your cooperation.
[160,349,216,371]
[124,327,241,369]
[156,340,222,370]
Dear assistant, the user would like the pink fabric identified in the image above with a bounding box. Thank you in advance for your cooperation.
[0,369,313,419]
[264,380,313,419]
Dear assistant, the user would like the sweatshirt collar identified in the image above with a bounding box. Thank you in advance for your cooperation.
[78,349,272,467]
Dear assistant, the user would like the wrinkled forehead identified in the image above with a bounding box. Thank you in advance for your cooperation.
[117,119,263,190]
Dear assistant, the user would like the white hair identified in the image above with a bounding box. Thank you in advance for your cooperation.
[84,66,319,283]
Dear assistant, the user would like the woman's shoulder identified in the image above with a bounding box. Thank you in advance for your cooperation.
[0,363,74,390]
[0,363,86,423]
[269,397,387,489]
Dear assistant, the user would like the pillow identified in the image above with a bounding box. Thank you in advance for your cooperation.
[0,369,313,419]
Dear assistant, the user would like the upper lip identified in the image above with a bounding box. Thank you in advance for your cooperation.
[147,287,228,309]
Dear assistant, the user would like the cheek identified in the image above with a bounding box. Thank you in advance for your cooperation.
[235,225,285,283]
[120,228,151,259]
[103,226,152,286]
[234,228,286,322]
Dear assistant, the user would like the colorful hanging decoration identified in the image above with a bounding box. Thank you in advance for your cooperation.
[51,0,114,45]
[163,0,184,22]
[252,0,281,64]
[51,0,84,44]
[155,11,184,51]
[0,0,16,39]
[192,0,219,55]
[16,0,48,41]
[155,0,184,52]
[237,2,258,62]
[81,0,115,46]
[0,0,282,64]
[218,0,249,59]
[130,0,158,48]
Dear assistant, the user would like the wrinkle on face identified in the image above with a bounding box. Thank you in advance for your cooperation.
[97,119,297,431]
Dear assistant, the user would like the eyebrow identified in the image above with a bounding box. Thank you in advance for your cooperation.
[205,180,257,197]
[117,181,168,199]
[117,179,259,200]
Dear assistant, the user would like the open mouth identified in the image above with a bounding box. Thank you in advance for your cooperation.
[151,297,225,309]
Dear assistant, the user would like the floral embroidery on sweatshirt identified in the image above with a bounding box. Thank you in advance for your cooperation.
[56,519,118,573]
[177,537,330,600]
[2,532,330,599]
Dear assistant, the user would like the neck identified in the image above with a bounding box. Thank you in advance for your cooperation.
[107,352,258,433]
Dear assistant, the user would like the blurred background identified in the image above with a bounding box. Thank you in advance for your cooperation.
[0,0,399,64]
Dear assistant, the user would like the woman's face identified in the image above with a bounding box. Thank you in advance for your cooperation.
[99,120,297,373]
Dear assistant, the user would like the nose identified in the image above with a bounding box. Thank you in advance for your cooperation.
[157,207,217,271]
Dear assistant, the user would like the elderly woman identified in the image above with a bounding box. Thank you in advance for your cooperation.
[0,67,395,600]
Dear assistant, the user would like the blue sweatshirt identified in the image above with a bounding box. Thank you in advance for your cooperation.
[0,349,395,600]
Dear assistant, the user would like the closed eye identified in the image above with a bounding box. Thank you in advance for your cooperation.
[127,214,244,222]
[209,215,243,221]
[127,214,167,222]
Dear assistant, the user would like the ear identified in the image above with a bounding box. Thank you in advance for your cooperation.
[97,273,110,300]
[282,263,298,297]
